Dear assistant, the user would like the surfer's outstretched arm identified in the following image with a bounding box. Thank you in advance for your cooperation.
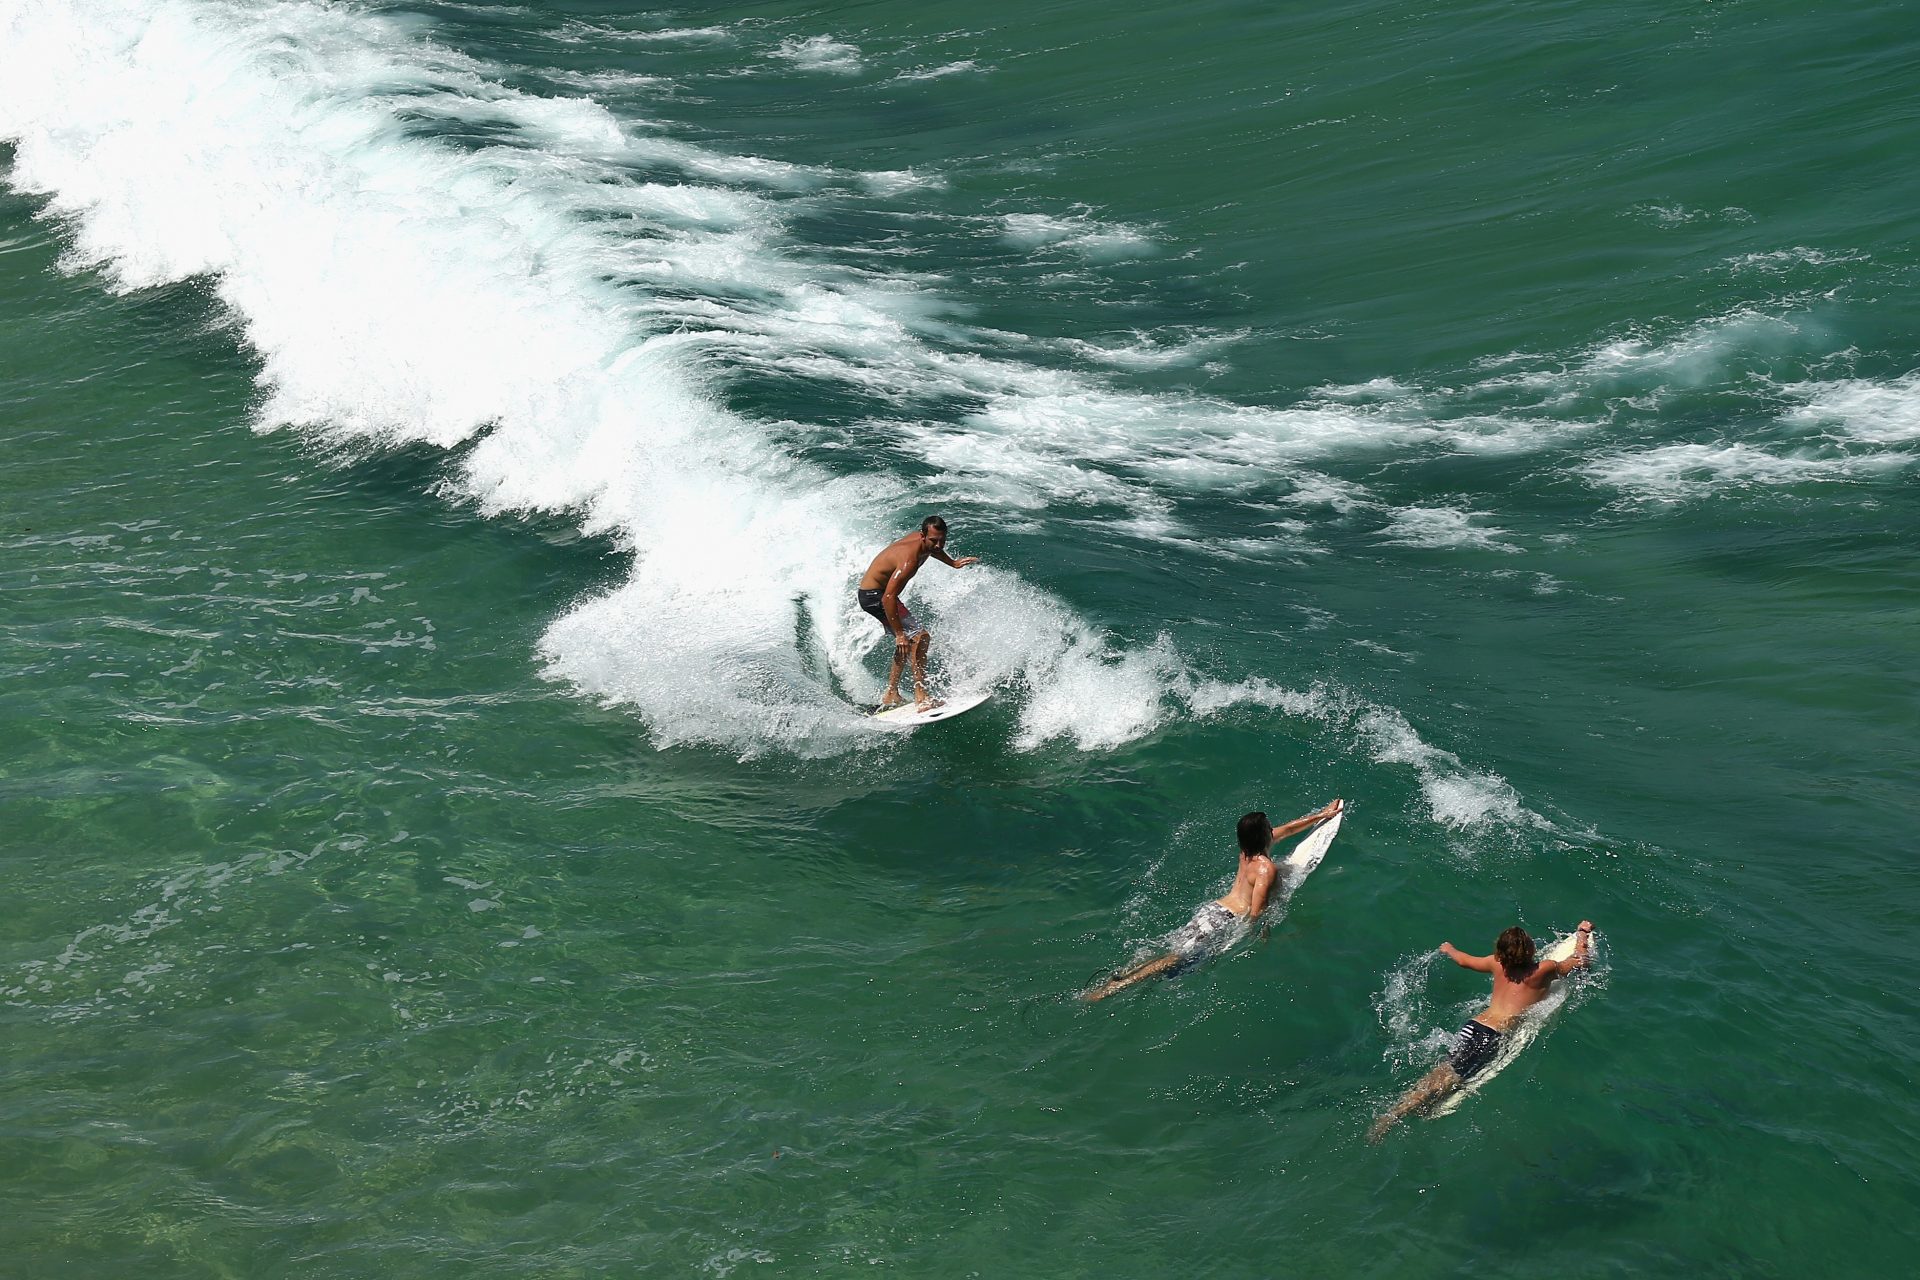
[1082,951,1181,1002]
[1439,942,1495,972]
[1269,798,1343,843]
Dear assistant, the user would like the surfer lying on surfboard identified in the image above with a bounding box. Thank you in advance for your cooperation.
[1082,800,1343,1001]
[857,515,978,713]
[1367,921,1593,1142]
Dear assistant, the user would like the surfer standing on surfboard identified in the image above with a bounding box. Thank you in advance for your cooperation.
[856,516,979,712]
[1082,800,1343,1001]
[1367,921,1594,1142]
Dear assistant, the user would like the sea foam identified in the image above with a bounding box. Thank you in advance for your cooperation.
[0,0,1554,800]
[0,0,1276,759]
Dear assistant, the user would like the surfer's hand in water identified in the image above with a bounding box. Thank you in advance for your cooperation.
[953,556,979,568]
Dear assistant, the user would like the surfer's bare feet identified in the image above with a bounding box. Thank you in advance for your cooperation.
[913,689,942,712]
[878,692,905,711]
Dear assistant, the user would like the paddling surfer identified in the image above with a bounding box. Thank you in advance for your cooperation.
[1083,800,1344,1001]
[1367,921,1594,1142]
[857,516,978,712]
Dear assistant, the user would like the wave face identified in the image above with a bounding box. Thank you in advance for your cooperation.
[0,0,1176,758]
[4,0,1913,781]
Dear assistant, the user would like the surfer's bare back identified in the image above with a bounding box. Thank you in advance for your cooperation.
[1082,800,1344,1002]
[1367,920,1593,1142]
[857,515,978,712]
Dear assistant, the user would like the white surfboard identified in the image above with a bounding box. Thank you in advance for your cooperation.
[1429,930,1585,1118]
[1277,804,1343,895]
[869,690,991,728]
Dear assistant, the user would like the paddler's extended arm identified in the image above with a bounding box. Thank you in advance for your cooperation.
[1439,942,1495,972]
[929,547,979,569]
[1270,798,1343,843]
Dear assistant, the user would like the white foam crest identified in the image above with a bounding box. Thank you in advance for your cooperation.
[1782,371,1920,444]
[0,0,1602,787]
[902,382,1561,533]
[1727,246,1868,273]
[1378,506,1523,554]
[1457,309,1814,411]
[1630,202,1755,227]
[771,35,863,76]
[1316,377,1418,402]
[644,304,1472,544]
[1011,636,1182,752]
[1582,442,1903,499]
[552,21,735,46]
[706,306,1572,553]
[1576,310,1805,386]
[1059,327,1250,370]
[446,88,829,191]
[895,60,982,82]
[1358,714,1534,830]
[859,169,948,196]
[1279,472,1375,513]
[902,424,1154,511]
[1000,211,1155,260]
[132,28,1564,564]
[541,69,670,95]
[0,0,1181,758]
[1180,679,1543,832]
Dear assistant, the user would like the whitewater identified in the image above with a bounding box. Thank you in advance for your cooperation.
[3,0,1909,809]
[7,2,1920,1274]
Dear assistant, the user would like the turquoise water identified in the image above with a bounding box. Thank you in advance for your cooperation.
[3,0,1917,1273]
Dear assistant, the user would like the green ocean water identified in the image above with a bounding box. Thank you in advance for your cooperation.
[3,1,1918,1275]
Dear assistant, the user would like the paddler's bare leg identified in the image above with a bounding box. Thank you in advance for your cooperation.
[1081,951,1182,1001]
[1368,1062,1461,1143]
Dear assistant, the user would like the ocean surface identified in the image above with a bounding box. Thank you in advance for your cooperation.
[3,0,1917,1274]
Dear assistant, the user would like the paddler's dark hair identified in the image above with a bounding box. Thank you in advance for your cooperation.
[1236,811,1273,855]
[1495,926,1536,973]
[921,515,948,535]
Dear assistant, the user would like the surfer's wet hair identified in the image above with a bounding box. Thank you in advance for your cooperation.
[1495,927,1536,973]
[1236,811,1273,855]
[921,515,948,535]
